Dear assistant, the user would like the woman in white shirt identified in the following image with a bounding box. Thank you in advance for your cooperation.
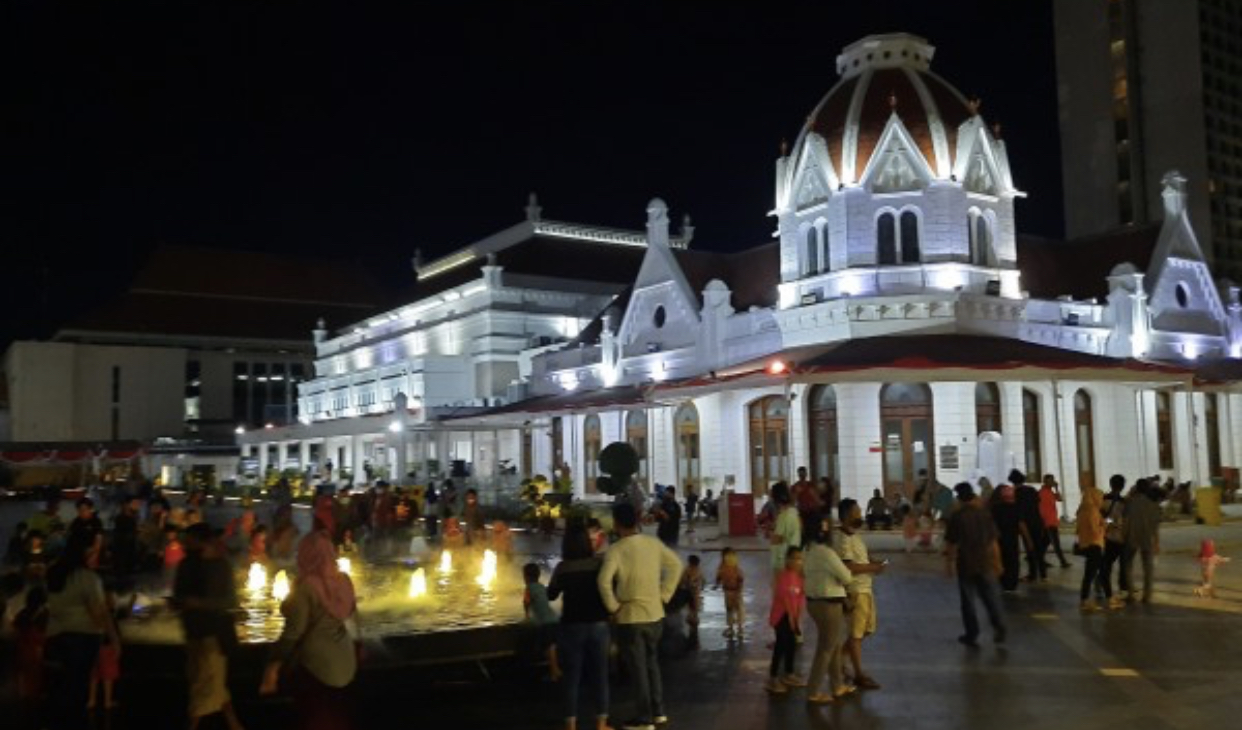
[802,513,854,704]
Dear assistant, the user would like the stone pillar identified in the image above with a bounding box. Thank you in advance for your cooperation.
[836,383,882,505]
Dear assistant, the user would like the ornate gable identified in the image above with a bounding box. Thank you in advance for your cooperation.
[953,118,1008,196]
[859,113,934,193]
[1146,172,1226,335]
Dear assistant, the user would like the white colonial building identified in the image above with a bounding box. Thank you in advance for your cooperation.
[242,34,1242,510]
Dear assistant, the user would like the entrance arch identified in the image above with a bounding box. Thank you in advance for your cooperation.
[674,403,700,494]
[880,383,934,496]
[807,385,839,488]
[748,395,790,498]
[1022,389,1042,479]
[626,410,649,487]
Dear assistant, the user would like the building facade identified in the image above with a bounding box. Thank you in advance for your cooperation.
[1054,0,1242,279]
[243,34,1242,512]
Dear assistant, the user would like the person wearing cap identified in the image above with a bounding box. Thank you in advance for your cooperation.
[944,482,1006,646]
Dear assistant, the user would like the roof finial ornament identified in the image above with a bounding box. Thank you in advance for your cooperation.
[412,248,424,271]
[525,191,542,222]
[967,97,982,116]
[779,138,789,157]
[888,91,898,111]
[681,213,695,245]
[992,122,1003,139]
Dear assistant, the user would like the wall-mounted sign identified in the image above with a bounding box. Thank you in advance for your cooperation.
[939,445,960,470]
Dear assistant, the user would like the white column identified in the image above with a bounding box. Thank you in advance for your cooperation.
[836,383,882,505]
[930,382,975,487]
[299,441,310,472]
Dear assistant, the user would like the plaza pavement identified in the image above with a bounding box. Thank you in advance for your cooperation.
[4,502,1241,729]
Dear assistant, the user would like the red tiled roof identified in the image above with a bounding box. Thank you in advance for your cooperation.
[1017,224,1161,301]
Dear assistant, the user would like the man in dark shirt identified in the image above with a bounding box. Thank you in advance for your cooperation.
[654,487,683,547]
[67,498,104,551]
[110,497,141,577]
[1124,479,1162,603]
[945,482,1006,646]
[1010,469,1047,582]
[174,524,242,730]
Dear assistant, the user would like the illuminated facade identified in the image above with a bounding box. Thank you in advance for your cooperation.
[243,35,1242,508]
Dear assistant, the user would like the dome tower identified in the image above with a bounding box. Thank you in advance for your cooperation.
[773,34,1023,307]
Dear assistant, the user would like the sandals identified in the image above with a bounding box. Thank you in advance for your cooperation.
[806,693,834,704]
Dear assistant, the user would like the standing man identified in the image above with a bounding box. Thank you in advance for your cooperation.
[944,483,1006,646]
[598,503,683,730]
[791,467,822,542]
[834,498,886,690]
[174,524,244,730]
[1011,470,1046,582]
[1123,479,1162,603]
[653,487,682,548]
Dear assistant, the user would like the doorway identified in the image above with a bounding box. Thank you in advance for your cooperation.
[880,383,935,497]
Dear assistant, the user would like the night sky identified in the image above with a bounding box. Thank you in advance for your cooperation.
[5,1,1062,348]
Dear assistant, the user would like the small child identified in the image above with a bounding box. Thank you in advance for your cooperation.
[715,547,745,638]
[443,518,465,550]
[87,593,121,711]
[162,526,186,591]
[900,506,918,553]
[681,555,705,648]
[490,521,513,556]
[1194,539,1231,598]
[767,546,806,694]
[339,529,358,555]
[587,518,607,554]
[523,562,561,681]
[13,587,49,702]
[249,524,269,565]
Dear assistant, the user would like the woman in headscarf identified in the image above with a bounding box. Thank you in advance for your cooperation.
[260,530,358,729]
[1075,484,1108,612]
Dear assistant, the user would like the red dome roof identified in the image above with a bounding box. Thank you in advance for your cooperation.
[794,35,976,184]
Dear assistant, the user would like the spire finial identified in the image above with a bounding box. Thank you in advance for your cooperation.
[525,192,542,222]
[780,138,789,157]
[889,91,898,111]
[992,122,1003,139]
[967,97,982,116]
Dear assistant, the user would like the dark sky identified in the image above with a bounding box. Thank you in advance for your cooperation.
[4,1,1062,347]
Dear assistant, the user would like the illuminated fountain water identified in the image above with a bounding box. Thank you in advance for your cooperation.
[408,567,428,598]
[272,570,290,602]
[476,549,497,589]
[438,550,452,574]
[246,562,267,594]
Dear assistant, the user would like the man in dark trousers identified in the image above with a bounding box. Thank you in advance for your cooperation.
[654,486,683,547]
[945,482,1006,646]
[1010,469,1046,582]
[1124,479,1163,603]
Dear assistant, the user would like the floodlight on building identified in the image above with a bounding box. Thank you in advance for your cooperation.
[389,421,403,433]
[767,360,789,375]
[264,423,275,430]
[234,426,246,435]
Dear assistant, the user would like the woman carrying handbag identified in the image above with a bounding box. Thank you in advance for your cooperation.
[260,530,359,730]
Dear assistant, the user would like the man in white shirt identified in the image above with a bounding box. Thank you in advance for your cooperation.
[599,503,683,730]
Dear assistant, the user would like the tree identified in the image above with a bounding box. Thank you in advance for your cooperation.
[596,441,639,498]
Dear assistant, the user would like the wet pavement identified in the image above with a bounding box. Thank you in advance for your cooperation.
[4,507,1242,729]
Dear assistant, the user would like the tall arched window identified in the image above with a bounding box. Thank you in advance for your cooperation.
[975,215,993,265]
[674,403,700,494]
[900,210,921,263]
[626,410,649,487]
[880,383,934,495]
[805,226,819,275]
[1022,389,1042,479]
[1074,390,1096,489]
[976,382,1002,434]
[748,395,789,498]
[1205,393,1222,478]
[877,212,897,264]
[1155,391,1174,470]
[808,385,839,488]
[583,415,602,493]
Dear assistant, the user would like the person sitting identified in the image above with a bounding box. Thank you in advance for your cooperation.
[865,489,893,530]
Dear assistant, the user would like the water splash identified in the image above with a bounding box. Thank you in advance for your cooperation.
[272,570,290,601]
[439,550,452,574]
[337,557,352,576]
[246,562,267,594]
[476,549,497,589]
[409,567,428,598]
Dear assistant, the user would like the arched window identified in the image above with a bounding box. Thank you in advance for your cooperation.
[583,415,602,494]
[900,210,921,263]
[1074,390,1096,489]
[1206,393,1222,478]
[748,395,790,498]
[808,385,839,487]
[975,382,1002,434]
[805,226,819,275]
[877,212,897,264]
[1022,389,1042,479]
[551,416,564,475]
[1155,391,1174,470]
[975,215,992,265]
[626,410,649,487]
[674,403,700,494]
[880,383,934,495]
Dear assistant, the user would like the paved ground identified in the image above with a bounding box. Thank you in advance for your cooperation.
[5,507,1242,729]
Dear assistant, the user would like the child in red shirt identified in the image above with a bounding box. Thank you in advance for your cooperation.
[715,547,745,638]
[767,546,806,694]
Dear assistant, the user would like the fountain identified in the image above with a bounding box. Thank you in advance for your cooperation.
[336,556,352,576]
[246,562,267,594]
[272,570,290,602]
[408,567,428,598]
[476,549,497,589]
[438,549,452,574]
